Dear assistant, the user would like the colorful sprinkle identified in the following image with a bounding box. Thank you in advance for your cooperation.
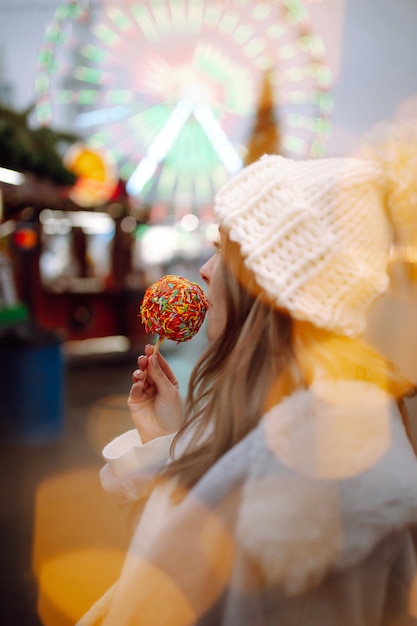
[140,274,208,343]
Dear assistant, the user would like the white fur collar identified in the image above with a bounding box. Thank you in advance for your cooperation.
[237,380,417,595]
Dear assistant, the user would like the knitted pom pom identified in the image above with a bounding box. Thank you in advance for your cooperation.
[361,120,417,244]
[140,275,208,344]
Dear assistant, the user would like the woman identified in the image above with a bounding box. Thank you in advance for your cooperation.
[79,148,417,625]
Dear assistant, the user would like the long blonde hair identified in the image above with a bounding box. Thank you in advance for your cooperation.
[163,234,415,492]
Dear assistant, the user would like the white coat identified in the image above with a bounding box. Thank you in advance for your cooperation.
[78,379,417,626]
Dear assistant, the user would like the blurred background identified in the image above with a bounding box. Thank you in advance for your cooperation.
[0,0,416,624]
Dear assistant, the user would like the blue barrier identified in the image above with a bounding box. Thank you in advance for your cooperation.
[0,324,64,444]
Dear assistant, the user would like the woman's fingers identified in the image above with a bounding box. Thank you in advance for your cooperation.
[147,354,180,394]
[129,376,155,401]
[155,353,179,387]
[129,379,144,401]
[128,347,183,439]
[134,351,152,385]
[132,367,150,387]
[144,344,179,386]
[137,345,179,389]
[137,354,148,371]
[131,344,180,405]
[132,368,142,382]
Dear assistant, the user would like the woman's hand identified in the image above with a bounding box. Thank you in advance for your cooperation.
[127,344,183,443]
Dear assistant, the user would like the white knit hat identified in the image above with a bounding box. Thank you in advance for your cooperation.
[214,142,417,337]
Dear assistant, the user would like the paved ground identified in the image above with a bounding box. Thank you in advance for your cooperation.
[0,332,206,626]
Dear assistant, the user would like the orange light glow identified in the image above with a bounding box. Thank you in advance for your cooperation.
[32,467,127,624]
[64,143,118,207]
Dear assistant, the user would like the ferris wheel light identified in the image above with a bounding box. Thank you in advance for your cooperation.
[92,22,120,46]
[106,6,132,32]
[131,4,159,40]
[77,90,100,106]
[127,99,193,195]
[75,105,131,128]
[36,0,333,216]
[219,12,239,34]
[126,157,157,195]
[73,66,103,84]
[244,38,267,58]
[193,103,243,174]
[80,43,108,64]
[284,135,306,154]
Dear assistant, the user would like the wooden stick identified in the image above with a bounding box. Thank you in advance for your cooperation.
[153,336,163,355]
[142,336,163,383]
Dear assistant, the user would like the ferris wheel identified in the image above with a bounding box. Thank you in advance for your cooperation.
[35,0,333,219]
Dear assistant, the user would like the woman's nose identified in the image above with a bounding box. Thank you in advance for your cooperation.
[199,257,211,284]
